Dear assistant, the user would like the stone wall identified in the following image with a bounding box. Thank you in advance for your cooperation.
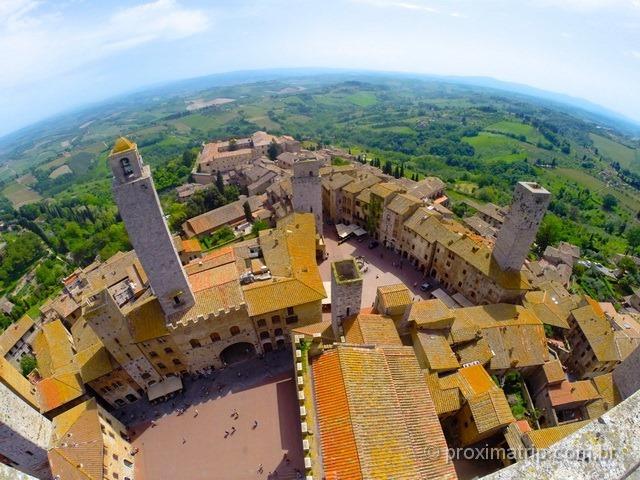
[483,388,640,480]
[0,382,52,479]
[331,259,363,337]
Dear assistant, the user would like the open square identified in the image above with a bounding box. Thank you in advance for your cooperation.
[128,353,304,480]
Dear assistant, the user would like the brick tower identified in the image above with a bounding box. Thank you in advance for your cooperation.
[492,181,551,272]
[330,258,363,338]
[292,158,323,235]
[109,137,195,314]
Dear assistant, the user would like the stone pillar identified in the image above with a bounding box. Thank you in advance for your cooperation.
[330,258,363,338]
[109,138,195,315]
[492,181,551,272]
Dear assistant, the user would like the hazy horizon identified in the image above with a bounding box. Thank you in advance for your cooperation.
[2,0,640,138]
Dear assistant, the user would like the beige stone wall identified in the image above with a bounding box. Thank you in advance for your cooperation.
[138,335,187,376]
[200,150,253,173]
[251,300,322,351]
[0,382,52,479]
[89,367,144,408]
[564,320,617,379]
[98,404,135,480]
[169,307,257,371]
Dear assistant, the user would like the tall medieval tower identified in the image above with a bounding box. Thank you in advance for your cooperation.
[109,138,195,314]
[330,258,363,338]
[292,158,323,235]
[492,181,551,271]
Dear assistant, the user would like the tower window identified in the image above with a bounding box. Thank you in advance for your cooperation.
[120,158,134,177]
[173,295,182,306]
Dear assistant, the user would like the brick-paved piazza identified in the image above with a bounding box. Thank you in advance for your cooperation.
[118,350,305,480]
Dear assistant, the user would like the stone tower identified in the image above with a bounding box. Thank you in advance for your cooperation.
[330,258,363,338]
[109,137,195,314]
[0,360,53,479]
[292,158,323,235]
[492,181,551,272]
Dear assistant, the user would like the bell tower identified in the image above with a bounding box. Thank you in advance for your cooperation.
[109,137,195,315]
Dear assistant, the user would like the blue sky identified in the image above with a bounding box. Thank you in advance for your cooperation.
[1,0,639,137]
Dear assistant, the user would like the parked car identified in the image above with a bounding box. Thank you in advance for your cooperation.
[420,282,431,292]
[368,240,379,249]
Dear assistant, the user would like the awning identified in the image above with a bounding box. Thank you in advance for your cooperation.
[353,227,367,237]
[147,376,183,402]
[430,288,459,309]
[322,281,332,305]
[335,223,358,239]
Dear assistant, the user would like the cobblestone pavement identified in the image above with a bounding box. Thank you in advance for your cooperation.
[118,350,306,479]
[320,226,434,307]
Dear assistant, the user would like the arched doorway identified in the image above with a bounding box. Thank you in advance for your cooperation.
[220,342,257,365]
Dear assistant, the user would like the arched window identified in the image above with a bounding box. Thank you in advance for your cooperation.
[157,362,166,370]
[274,328,283,336]
[164,347,174,354]
[120,158,133,176]
[210,332,221,342]
[230,326,240,336]
[189,339,201,348]
[260,331,270,340]
[257,319,266,328]
[172,358,182,365]
[125,394,137,403]
[271,315,281,324]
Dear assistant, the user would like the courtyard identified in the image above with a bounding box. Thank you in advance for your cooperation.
[319,225,433,307]
[120,350,305,480]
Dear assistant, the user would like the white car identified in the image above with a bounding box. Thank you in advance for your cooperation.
[420,282,431,292]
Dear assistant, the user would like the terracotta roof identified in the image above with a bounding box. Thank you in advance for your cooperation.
[376,283,413,312]
[548,380,601,407]
[424,370,462,415]
[415,331,459,371]
[406,299,456,329]
[522,290,575,329]
[542,360,566,384]
[468,389,515,434]
[48,399,106,480]
[312,346,457,480]
[386,193,422,216]
[242,213,325,316]
[342,174,381,194]
[571,302,619,362]
[33,320,84,412]
[127,297,169,343]
[182,195,265,237]
[0,314,34,354]
[586,373,622,418]
[182,238,202,253]
[0,357,39,409]
[343,313,403,346]
[71,317,114,384]
[291,320,334,341]
[523,421,591,450]
[111,137,135,154]
[461,304,549,370]
[371,182,405,200]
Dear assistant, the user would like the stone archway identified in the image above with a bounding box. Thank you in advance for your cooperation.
[220,342,257,365]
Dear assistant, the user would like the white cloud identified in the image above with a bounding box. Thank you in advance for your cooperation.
[0,0,210,89]
[529,0,640,11]
[629,50,640,59]
[351,0,438,13]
